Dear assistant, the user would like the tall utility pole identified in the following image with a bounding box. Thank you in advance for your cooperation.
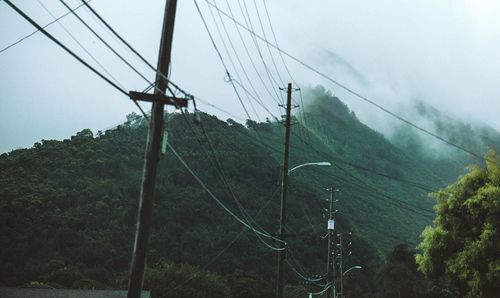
[276,83,293,298]
[326,187,336,298]
[338,233,344,298]
[127,1,178,297]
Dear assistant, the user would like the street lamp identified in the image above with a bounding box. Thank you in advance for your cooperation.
[288,161,331,174]
[276,161,331,298]
[338,266,362,298]
[343,265,362,276]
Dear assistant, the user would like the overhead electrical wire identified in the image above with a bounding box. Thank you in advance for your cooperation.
[171,184,281,291]
[286,259,326,285]
[58,0,152,87]
[252,0,285,88]
[204,0,261,121]
[78,0,190,98]
[260,0,298,88]
[286,249,326,286]
[6,0,287,257]
[240,0,281,89]
[326,168,435,219]
[177,107,282,251]
[217,0,281,106]
[195,96,246,122]
[230,114,446,201]
[58,0,183,114]
[231,77,280,119]
[2,0,148,119]
[72,0,444,268]
[60,0,282,252]
[37,0,124,90]
[206,0,282,121]
[193,0,257,123]
[0,0,92,54]
[222,118,437,218]
[167,141,286,250]
[236,0,284,104]
[203,0,499,167]
[10,0,447,259]
[289,129,449,194]
[308,283,332,297]
[5,2,256,245]
[252,0,308,140]
[321,167,435,218]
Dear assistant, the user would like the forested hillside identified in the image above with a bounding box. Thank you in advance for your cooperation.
[0,87,492,297]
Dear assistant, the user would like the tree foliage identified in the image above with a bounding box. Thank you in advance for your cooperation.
[144,259,230,298]
[1,86,489,297]
[416,151,500,297]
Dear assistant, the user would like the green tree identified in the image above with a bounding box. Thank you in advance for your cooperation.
[378,244,422,298]
[416,151,500,297]
[144,259,230,298]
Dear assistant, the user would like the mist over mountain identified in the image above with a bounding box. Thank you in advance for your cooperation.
[306,51,500,165]
[386,99,500,165]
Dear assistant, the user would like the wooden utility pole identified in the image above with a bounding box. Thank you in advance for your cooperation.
[339,233,344,298]
[276,83,293,298]
[127,1,178,297]
[326,187,336,298]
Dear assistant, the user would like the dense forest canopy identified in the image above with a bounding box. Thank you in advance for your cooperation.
[1,87,498,297]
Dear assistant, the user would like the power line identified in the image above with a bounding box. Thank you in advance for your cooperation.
[219,0,281,106]
[171,184,280,291]
[167,141,285,250]
[58,0,185,116]
[203,0,498,167]
[193,0,255,123]
[0,0,92,54]
[308,283,332,297]
[260,0,298,87]
[230,112,445,200]
[62,1,281,248]
[37,0,124,90]
[322,166,435,218]
[286,259,325,284]
[231,77,280,119]
[289,129,448,194]
[3,0,148,119]
[252,0,285,88]
[224,118,437,218]
[206,0,282,121]
[204,0,261,121]
[177,108,281,251]
[195,96,246,122]
[236,0,284,103]
[255,0,308,133]
[78,0,189,98]
[58,0,152,87]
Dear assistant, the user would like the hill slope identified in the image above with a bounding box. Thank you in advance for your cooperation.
[1,87,492,296]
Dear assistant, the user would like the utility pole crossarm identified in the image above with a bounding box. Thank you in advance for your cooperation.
[129,91,188,108]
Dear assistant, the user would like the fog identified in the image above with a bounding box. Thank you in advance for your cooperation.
[1,0,500,153]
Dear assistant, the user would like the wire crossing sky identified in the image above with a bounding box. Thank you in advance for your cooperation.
[1,0,500,154]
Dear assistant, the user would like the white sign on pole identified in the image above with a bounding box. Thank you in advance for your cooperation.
[328,219,335,230]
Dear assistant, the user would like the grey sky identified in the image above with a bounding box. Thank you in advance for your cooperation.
[1,0,500,153]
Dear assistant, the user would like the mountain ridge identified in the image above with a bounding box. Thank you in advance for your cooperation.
[1,86,496,296]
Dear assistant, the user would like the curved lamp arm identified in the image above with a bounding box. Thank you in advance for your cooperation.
[288,162,331,174]
[343,266,362,276]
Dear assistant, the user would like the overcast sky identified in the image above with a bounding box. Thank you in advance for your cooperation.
[1,0,500,153]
